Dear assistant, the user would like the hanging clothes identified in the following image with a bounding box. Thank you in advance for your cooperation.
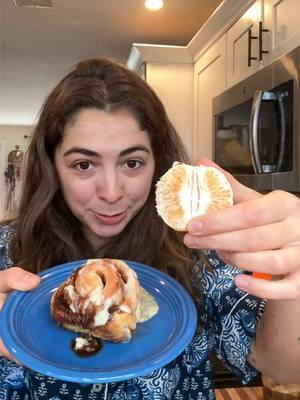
[4,145,24,215]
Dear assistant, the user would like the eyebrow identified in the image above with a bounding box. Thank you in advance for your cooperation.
[63,145,151,158]
[120,146,150,157]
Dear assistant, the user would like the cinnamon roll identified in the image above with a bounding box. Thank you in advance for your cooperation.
[51,259,141,343]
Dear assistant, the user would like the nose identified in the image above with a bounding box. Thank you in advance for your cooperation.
[96,170,124,204]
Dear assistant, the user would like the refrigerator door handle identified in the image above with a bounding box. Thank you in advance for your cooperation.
[249,90,263,173]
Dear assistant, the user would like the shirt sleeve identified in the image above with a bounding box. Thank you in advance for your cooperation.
[201,249,266,385]
[0,222,14,270]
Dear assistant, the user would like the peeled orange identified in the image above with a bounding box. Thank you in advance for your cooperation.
[155,162,233,231]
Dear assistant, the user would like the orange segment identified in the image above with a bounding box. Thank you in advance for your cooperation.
[155,162,233,231]
[155,162,188,231]
[202,167,233,213]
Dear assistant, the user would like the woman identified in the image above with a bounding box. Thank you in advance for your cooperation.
[0,58,299,400]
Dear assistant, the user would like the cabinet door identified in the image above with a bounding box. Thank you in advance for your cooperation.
[193,35,226,162]
[264,0,300,63]
[227,0,263,88]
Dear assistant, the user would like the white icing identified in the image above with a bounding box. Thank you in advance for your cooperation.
[92,293,119,327]
[64,284,76,301]
[138,287,159,322]
[94,308,110,326]
[89,287,104,306]
[119,304,131,314]
[74,336,89,350]
[64,285,77,312]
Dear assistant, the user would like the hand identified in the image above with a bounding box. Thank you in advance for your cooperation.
[184,159,300,300]
[0,267,41,361]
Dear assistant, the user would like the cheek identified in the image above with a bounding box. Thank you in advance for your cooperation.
[59,177,92,206]
[131,175,153,203]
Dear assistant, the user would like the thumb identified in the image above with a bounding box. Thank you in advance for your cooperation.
[195,158,262,203]
[0,267,41,294]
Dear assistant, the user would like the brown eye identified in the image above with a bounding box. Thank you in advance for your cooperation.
[126,160,141,169]
[77,161,91,170]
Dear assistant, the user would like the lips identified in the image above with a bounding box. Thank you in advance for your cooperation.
[93,211,126,225]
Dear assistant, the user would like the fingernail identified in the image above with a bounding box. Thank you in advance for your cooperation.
[187,221,203,233]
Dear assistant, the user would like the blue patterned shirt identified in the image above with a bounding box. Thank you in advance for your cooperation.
[0,222,265,400]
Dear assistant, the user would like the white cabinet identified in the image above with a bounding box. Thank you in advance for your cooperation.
[227,0,263,88]
[264,0,300,62]
[227,0,300,88]
[128,0,300,164]
[193,35,227,162]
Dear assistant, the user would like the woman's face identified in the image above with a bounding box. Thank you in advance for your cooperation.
[54,108,155,246]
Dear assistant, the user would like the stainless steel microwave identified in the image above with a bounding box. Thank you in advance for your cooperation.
[212,46,300,192]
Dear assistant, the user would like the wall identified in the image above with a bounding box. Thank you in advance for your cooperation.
[146,63,194,160]
[0,125,33,221]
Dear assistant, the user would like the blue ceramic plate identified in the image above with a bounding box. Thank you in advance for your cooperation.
[0,260,197,383]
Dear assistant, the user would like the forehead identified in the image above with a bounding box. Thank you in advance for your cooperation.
[60,108,152,151]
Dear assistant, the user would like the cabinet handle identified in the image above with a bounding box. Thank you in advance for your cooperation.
[259,21,269,60]
[248,28,258,67]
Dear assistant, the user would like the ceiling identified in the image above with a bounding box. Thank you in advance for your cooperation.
[0,0,223,126]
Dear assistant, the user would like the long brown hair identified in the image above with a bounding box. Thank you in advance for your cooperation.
[10,58,199,293]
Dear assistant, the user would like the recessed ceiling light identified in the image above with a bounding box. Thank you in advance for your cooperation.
[145,0,163,11]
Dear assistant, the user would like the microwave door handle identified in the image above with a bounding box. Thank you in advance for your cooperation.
[250,90,263,173]
[275,93,286,172]
[260,91,286,172]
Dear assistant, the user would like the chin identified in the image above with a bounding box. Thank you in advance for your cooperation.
[91,223,127,239]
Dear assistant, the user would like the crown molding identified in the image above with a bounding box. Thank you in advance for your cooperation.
[127,0,254,70]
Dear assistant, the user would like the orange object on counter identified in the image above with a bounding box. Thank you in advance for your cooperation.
[252,272,272,280]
